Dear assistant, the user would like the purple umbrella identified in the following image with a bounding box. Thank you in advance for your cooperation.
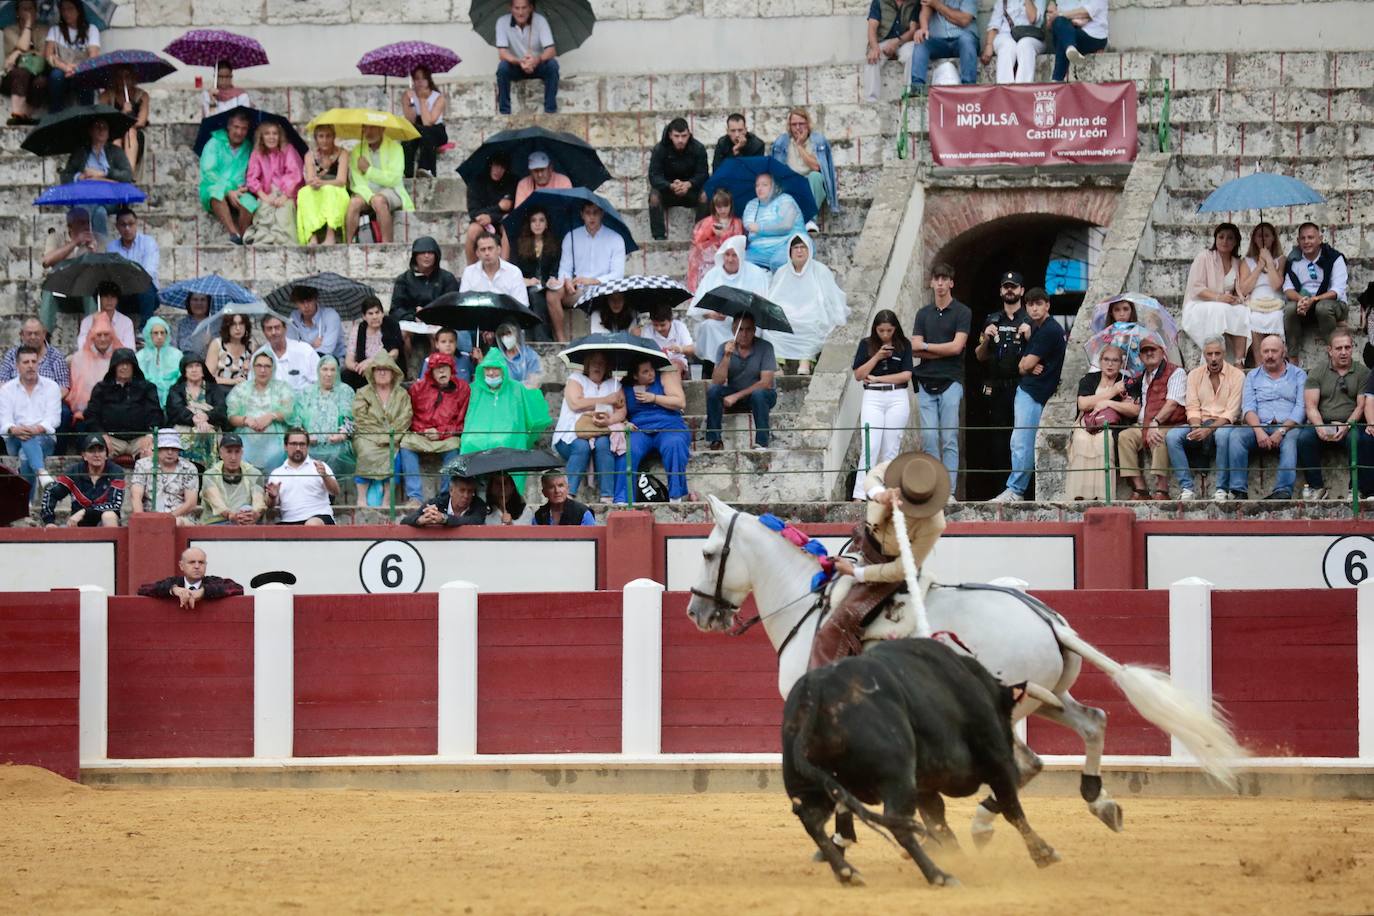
[357,41,460,78]
[164,29,269,69]
[71,49,177,91]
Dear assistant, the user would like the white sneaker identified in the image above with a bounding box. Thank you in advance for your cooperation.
[1212,489,1229,502]
[946,494,959,506]
[1301,485,1329,501]
[36,471,54,491]
[1066,45,1085,64]
[1178,488,1195,501]
[751,442,769,451]
[988,488,1020,503]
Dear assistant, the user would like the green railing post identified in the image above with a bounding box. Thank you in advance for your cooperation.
[625,432,635,510]
[388,429,396,522]
[863,422,872,484]
[1350,421,1360,515]
[1103,429,1114,506]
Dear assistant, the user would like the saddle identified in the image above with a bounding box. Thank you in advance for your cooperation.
[808,523,906,670]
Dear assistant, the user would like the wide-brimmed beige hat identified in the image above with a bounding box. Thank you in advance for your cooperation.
[882,451,950,519]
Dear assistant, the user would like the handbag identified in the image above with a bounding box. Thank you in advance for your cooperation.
[18,52,45,76]
[1006,0,1045,42]
[1082,407,1121,434]
[575,413,609,440]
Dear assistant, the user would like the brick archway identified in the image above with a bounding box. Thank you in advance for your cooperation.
[921,187,1121,268]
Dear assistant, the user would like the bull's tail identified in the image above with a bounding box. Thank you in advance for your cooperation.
[1052,625,1245,789]
[790,680,925,841]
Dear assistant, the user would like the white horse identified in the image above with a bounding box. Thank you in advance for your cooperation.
[685,496,1243,842]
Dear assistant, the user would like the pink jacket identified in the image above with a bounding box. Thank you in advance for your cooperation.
[247,145,304,199]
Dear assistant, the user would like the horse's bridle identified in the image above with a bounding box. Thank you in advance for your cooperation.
[689,512,740,614]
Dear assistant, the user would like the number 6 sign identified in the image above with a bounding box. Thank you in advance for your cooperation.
[359,540,426,593]
[1321,535,1374,588]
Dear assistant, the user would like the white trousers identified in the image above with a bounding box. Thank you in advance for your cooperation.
[853,387,912,499]
[993,33,1045,84]
[862,41,916,102]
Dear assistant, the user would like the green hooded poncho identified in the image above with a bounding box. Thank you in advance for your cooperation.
[136,316,183,408]
[460,348,552,456]
[351,350,413,481]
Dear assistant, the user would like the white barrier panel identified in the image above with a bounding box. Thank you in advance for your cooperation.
[78,585,108,763]
[1147,533,1374,589]
[438,581,479,757]
[193,537,598,595]
[1168,577,1214,760]
[1,543,116,593]
[1359,580,1373,759]
[253,584,294,758]
[622,579,665,756]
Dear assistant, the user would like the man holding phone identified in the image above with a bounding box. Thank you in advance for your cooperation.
[974,269,1029,490]
[1165,336,1244,501]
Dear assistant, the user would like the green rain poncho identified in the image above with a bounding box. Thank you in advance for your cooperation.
[199,128,259,215]
[352,350,413,481]
[460,348,552,455]
[136,316,183,408]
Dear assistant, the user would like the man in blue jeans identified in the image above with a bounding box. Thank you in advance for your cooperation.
[912,262,971,498]
[495,0,560,115]
[706,314,777,451]
[0,346,61,502]
[991,288,1065,502]
[1050,1,1109,81]
[1223,335,1306,500]
[909,0,979,88]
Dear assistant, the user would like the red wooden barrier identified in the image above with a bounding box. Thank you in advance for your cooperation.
[107,596,254,758]
[0,592,80,779]
[661,594,781,752]
[294,594,438,756]
[478,592,621,753]
[1211,589,1357,757]
[1023,590,1172,756]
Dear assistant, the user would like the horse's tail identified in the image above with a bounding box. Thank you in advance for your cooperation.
[1051,625,1245,790]
[790,678,926,839]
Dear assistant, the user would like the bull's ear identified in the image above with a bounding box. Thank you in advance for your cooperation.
[1010,681,1028,704]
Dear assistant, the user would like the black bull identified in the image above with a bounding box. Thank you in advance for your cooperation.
[782,638,1059,887]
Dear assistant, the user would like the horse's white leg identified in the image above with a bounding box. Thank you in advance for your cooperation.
[1034,692,1122,832]
[970,731,1042,848]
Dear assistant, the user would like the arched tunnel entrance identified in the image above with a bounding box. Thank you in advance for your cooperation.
[933,213,1101,500]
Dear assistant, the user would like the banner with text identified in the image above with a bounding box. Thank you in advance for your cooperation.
[929,81,1138,167]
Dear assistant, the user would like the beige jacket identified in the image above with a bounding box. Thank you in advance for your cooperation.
[855,460,946,584]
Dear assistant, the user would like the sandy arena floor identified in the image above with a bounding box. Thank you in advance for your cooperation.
[1,765,1371,915]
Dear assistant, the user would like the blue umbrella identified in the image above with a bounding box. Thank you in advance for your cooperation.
[160,274,257,311]
[503,187,639,255]
[33,180,146,208]
[1198,172,1325,213]
[71,49,177,91]
[192,107,308,159]
[703,156,818,223]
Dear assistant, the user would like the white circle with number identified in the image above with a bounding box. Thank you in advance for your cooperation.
[1321,536,1374,589]
[359,540,426,593]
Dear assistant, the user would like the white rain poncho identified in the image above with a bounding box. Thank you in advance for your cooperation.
[687,235,771,363]
[764,233,848,360]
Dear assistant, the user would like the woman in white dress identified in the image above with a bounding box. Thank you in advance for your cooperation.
[765,233,848,375]
[688,235,770,371]
[1181,222,1247,365]
[1237,221,1286,359]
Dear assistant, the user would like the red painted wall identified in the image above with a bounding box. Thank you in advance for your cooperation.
[1211,589,1358,757]
[477,592,622,753]
[661,594,782,752]
[1025,591,1172,756]
[294,594,438,756]
[106,596,254,758]
[0,592,80,779]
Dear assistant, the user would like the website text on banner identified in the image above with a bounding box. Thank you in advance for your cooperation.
[929,82,1138,168]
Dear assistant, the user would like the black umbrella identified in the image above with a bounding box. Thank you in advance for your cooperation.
[503,188,639,254]
[560,332,671,373]
[42,253,153,296]
[192,107,308,158]
[574,275,691,315]
[418,291,542,331]
[21,104,137,157]
[441,447,565,480]
[695,286,793,334]
[264,272,376,321]
[456,125,611,190]
[469,0,596,55]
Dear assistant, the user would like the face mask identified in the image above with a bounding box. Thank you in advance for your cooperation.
[500,334,517,350]
[485,375,502,389]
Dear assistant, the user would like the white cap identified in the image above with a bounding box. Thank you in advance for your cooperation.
[528,151,551,169]
[156,429,182,450]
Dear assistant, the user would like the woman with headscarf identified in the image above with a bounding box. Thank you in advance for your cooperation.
[398,351,468,505]
[460,348,552,457]
[351,350,413,508]
[741,172,805,270]
[226,348,294,473]
[68,310,117,422]
[765,233,848,374]
[613,356,691,504]
[770,107,838,225]
[688,234,771,374]
[165,355,227,467]
[686,189,744,293]
[136,316,183,408]
[291,354,356,478]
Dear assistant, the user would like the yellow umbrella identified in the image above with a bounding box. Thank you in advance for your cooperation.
[305,108,420,142]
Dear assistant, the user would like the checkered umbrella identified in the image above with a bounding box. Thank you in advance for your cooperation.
[574,276,691,315]
[264,272,377,321]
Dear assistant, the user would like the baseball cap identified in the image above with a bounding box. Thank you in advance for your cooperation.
[156,428,182,450]
[1138,338,1164,351]
[528,151,551,169]
[1000,271,1024,287]
[219,433,244,449]
[80,434,106,451]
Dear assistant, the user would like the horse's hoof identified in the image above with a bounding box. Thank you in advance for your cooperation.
[930,872,960,888]
[1092,798,1124,833]
[1034,848,1061,868]
[837,865,864,886]
[970,828,994,850]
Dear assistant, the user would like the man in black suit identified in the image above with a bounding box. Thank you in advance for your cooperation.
[400,474,488,528]
[138,547,244,608]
